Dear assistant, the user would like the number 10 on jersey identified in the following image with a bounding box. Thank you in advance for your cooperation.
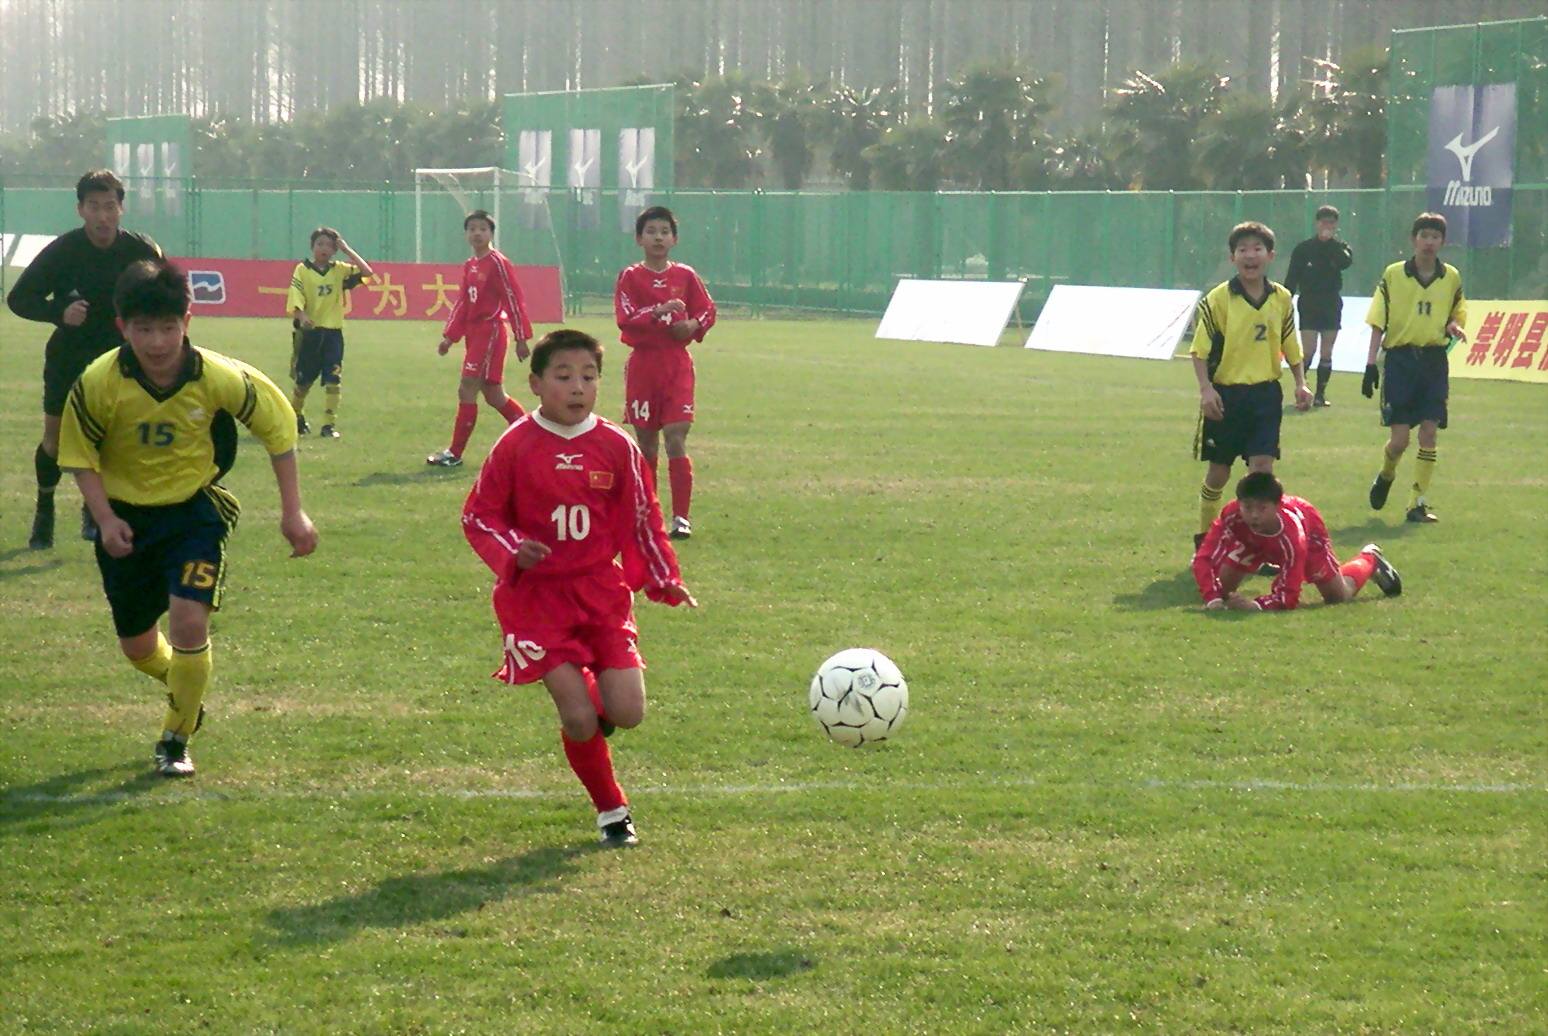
[550,504,591,541]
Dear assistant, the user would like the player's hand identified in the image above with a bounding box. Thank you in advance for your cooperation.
[298,315,315,330]
[1225,592,1261,612]
[514,339,531,362]
[437,337,453,356]
[1445,320,1465,341]
[661,582,698,608]
[669,318,699,341]
[515,539,551,571]
[1199,386,1225,421]
[1204,598,1227,611]
[1361,363,1379,398]
[654,299,686,317]
[98,516,134,558]
[282,510,318,557]
[1294,383,1314,411]
[61,300,89,327]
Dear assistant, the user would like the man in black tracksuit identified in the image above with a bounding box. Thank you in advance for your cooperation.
[1284,204,1353,408]
[7,169,162,549]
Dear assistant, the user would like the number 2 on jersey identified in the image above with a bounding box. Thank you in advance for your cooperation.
[549,504,591,541]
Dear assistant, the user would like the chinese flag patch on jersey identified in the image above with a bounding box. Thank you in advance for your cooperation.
[589,471,615,490]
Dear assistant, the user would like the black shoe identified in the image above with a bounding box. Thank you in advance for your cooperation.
[1193,533,1205,551]
[1313,396,1331,408]
[28,494,55,550]
[1369,473,1394,511]
[1406,503,1439,524]
[296,414,309,436]
[318,424,339,439]
[153,737,195,777]
[1258,563,1281,578]
[599,813,639,848]
[1361,543,1402,597]
[80,504,98,542]
[598,715,616,739]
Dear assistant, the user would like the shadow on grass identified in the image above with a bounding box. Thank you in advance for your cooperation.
[0,760,159,832]
[706,949,817,980]
[1327,517,1419,543]
[266,844,595,946]
[0,546,64,581]
[1111,569,1200,612]
[354,469,467,488]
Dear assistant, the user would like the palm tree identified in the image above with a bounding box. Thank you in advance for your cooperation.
[825,84,898,190]
[1306,47,1388,188]
[1108,63,1230,190]
[1195,91,1313,190]
[864,119,949,191]
[755,70,830,191]
[676,74,764,188]
[939,65,1056,189]
[1045,127,1127,190]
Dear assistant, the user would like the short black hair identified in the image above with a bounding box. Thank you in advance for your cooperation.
[1314,205,1340,222]
[530,328,604,376]
[1228,221,1275,253]
[635,205,677,238]
[77,169,125,203]
[1411,212,1447,239]
[1235,471,1285,503]
[464,209,495,231]
[114,258,191,320]
[309,226,340,247]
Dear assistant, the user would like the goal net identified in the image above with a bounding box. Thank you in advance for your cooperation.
[413,167,566,299]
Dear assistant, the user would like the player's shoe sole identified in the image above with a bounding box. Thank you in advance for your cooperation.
[153,738,195,778]
[319,425,339,439]
[28,495,55,550]
[426,450,464,468]
[599,814,639,848]
[1360,543,1402,597]
[1369,473,1394,510]
[1405,504,1439,524]
[669,516,692,540]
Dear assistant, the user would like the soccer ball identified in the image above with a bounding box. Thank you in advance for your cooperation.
[808,648,908,747]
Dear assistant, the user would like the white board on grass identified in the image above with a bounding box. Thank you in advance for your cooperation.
[2,233,53,269]
[1025,284,1201,360]
[1292,296,1375,374]
[875,278,1026,347]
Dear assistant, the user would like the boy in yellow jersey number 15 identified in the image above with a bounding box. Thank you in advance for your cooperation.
[58,259,318,777]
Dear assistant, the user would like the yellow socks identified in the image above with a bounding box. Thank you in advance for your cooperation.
[1199,483,1224,535]
[129,633,173,685]
[1380,445,1401,481]
[291,384,310,415]
[163,642,212,738]
[1409,447,1437,509]
[324,386,341,427]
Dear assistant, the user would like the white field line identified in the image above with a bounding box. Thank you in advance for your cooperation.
[3,774,1543,809]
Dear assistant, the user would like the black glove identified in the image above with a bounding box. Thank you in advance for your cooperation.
[1361,363,1379,398]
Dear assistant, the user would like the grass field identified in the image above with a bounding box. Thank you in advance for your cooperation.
[2,308,1544,1034]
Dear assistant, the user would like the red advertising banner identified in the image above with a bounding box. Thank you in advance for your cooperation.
[170,257,563,325]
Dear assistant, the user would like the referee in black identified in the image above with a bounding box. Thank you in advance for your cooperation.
[7,169,162,549]
[1283,204,1353,408]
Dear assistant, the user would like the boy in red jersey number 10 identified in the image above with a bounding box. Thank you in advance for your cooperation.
[1193,472,1402,612]
[614,206,717,539]
[462,329,696,847]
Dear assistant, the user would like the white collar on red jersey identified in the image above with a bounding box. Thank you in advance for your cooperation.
[532,411,597,439]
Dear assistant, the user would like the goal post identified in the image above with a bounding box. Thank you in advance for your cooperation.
[412,166,566,302]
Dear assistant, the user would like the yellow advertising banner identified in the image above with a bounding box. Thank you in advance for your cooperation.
[1451,301,1548,383]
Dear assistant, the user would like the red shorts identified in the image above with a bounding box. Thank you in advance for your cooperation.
[623,348,695,430]
[489,566,644,685]
[462,323,510,383]
[1304,537,1340,584]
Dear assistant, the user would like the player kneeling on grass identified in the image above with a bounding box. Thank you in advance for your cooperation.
[1193,471,1401,612]
[58,259,318,776]
[462,328,696,847]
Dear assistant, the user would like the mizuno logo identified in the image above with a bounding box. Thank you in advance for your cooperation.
[555,452,584,471]
[652,279,668,289]
[1445,127,1499,181]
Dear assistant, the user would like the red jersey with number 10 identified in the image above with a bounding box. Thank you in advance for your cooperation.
[462,411,684,602]
[443,249,533,344]
[615,261,716,351]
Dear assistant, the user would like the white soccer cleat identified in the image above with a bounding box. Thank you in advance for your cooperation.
[425,449,464,468]
[153,737,195,777]
[669,516,692,540]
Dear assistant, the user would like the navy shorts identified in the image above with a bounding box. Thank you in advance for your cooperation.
[1195,380,1283,465]
[292,327,345,387]
[1380,346,1448,429]
[1296,294,1342,333]
[43,341,113,416]
[95,485,240,638]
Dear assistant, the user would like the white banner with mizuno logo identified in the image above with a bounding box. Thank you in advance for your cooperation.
[1427,83,1516,248]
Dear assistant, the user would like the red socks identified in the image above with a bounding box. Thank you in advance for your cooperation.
[668,456,693,520]
[497,397,525,423]
[561,730,625,813]
[449,402,478,458]
[1341,552,1377,592]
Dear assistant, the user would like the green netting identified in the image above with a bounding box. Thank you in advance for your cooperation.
[6,180,1543,308]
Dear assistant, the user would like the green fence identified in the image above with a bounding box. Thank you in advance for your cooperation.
[5,178,1544,315]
